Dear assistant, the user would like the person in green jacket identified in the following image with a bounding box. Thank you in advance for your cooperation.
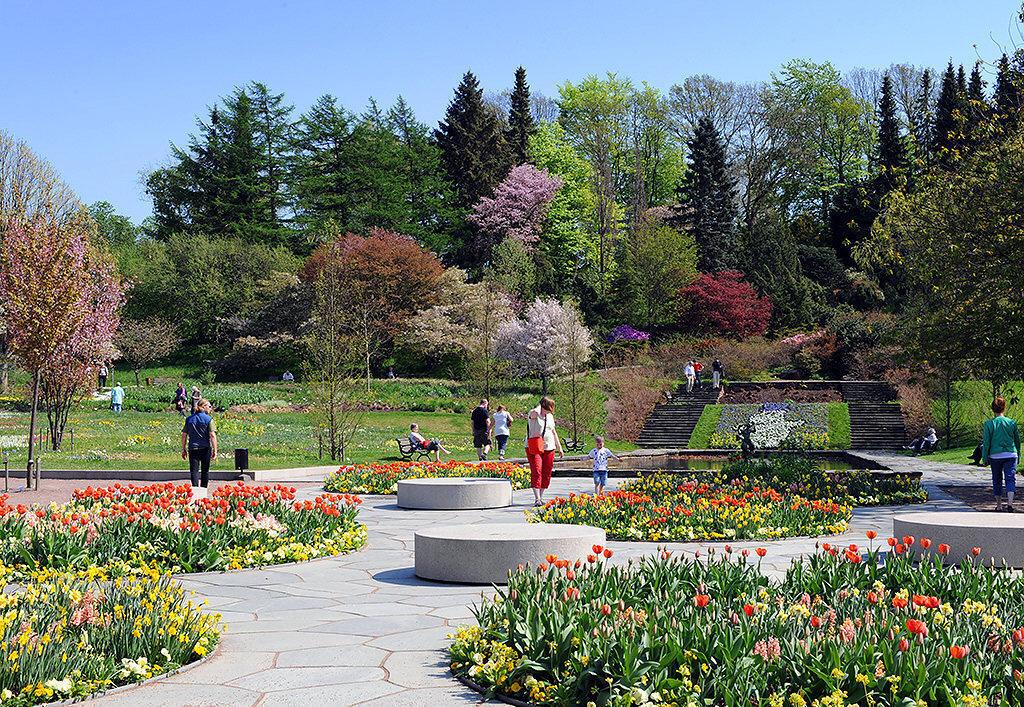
[982,396,1021,512]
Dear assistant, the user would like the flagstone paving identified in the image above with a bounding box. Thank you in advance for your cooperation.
[95,453,988,706]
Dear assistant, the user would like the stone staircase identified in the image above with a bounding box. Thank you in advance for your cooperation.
[839,381,898,403]
[847,401,907,450]
[636,386,720,449]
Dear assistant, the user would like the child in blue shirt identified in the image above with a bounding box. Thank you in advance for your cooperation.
[587,436,619,495]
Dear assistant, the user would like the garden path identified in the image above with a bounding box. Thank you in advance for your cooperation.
[94,453,986,706]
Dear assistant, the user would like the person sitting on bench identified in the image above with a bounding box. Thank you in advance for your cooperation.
[409,423,449,462]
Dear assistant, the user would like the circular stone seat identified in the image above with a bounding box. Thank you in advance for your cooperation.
[415,523,606,584]
[397,477,513,510]
[892,511,1024,567]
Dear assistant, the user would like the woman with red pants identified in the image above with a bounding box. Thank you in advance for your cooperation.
[526,396,563,507]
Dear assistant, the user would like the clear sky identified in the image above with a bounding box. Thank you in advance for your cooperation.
[4,0,1021,222]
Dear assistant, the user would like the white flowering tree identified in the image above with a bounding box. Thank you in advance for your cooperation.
[495,298,594,395]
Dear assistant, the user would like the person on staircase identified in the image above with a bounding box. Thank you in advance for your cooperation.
[683,361,696,393]
[712,358,724,389]
[693,360,704,388]
[983,396,1021,513]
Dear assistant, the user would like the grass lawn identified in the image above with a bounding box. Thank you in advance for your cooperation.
[0,407,635,471]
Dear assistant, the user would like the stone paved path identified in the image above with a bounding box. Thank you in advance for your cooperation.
[95,453,987,706]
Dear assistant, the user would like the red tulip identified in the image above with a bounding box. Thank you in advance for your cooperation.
[971,546,982,557]
[694,594,711,608]
[938,543,951,555]
[897,638,910,652]
[810,615,822,628]
[906,619,928,637]
[587,554,597,563]
[867,591,879,605]
[743,603,755,617]
[603,548,613,559]
[755,547,767,557]
[902,535,915,547]
[892,596,908,609]
[949,644,969,659]
[887,537,897,547]
[894,543,905,555]
[866,530,877,540]
[592,544,603,554]
[920,538,932,549]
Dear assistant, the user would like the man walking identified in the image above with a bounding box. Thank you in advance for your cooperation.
[683,361,696,393]
[471,398,492,461]
[98,364,108,389]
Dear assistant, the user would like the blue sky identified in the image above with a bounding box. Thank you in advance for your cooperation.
[4,1,1021,222]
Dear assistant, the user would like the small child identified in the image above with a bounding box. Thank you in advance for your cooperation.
[587,436,619,495]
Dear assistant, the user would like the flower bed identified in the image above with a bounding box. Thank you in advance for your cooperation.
[451,537,1024,705]
[324,460,529,494]
[711,402,839,449]
[0,481,366,573]
[0,566,220,706]
[530,473,851,542]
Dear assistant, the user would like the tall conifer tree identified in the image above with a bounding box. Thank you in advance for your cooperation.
[966,62,988,138]
[876,73,908,195]
[508,67,535,164]
[912,68,934,168]
[995,53,1023,126]
[933,62,963,165]
[434,71,512,209]
[678,116,738,272]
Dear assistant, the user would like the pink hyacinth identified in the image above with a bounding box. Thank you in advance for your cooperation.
[753,637,782,661]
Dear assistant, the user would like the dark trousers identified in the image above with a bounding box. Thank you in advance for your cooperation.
[189,447,211,487]
[99,375,107,388]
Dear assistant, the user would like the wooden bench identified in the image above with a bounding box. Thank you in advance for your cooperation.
[396,437,433,462]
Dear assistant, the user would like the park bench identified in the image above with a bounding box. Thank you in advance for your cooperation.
[396,437,433,462]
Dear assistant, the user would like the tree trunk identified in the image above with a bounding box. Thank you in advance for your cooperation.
[26,374,39,486]
[943,366,953,449]
[134,368,141,387]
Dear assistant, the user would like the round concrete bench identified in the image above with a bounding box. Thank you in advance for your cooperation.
[397,477,513,510]
[892,511,1024,567]
[415,523,606,584]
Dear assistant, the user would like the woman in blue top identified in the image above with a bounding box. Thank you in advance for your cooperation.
[982,396,1021,512]
[181,399,218,488]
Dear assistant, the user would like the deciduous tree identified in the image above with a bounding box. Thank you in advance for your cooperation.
[468,164,562,259]
[495,298,594,393]
[116,318,182,386]
[679,270,772,339]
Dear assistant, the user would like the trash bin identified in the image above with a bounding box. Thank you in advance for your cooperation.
[234,448,249,472]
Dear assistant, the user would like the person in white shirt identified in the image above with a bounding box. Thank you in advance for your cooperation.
[683,361,696,393]
[526,396,563,506]
[587,436,619,495]
[491,405,513,460]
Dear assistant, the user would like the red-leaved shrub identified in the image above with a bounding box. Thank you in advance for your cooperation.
[680,271,772,339]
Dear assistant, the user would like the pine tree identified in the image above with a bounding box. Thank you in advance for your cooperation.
[249,82,295,246]
[933,62,963,166]
[678,116,738,272]
[875,73,908,195]
[508,67,535,164]
[217,88,268,241]
[994,53,1023,126]
[434,71,512,210]
[912,69,934,168]
[966,62,988,138]
[291,95,359,233]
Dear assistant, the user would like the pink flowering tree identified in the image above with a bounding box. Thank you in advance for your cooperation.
[0,212,125,465]
[468,164,563,259]
[495,297,593,394]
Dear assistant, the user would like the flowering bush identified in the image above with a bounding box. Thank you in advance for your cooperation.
[679,270,772,339]
[530,473,850,542]
[324,460,530,494]
[0,482,366,573]
[606,325,651,344]
[0,566,220,706]
[452,537,1024,705]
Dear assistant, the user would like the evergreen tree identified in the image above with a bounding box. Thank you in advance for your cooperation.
[387,97,461,256]
[434,71,512,210]
[249,82,295,245]
[911,69,934,169]
[291,95,358,237]
[933,62,963,166]
[678,116,738,272]
[966,62,988,137]
[507,67,535,164]
[994,53,1023,126]
[956,65,968,97]
[876,73,908,195]
[218,88,275,243]
[741,219,817,333]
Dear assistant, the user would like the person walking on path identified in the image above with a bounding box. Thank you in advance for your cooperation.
[712,358,724,389]
[182,399,218,488]
[683,361,696,393]
[587,435,620,495]
[471,399,492,461]
[110,383,124,413]
[526,396,563,507]
[98,364,108,390]
[983,396,1021,512]
[492,405,513,460]
[409,423,449,462]
[173,383,187,416]
[189,386,202,415]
